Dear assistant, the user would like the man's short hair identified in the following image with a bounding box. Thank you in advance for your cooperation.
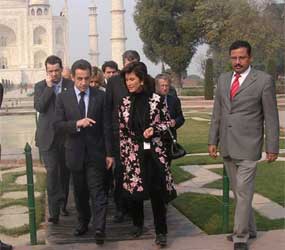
[101,60,119,73]
[155,73,171,85]
[229,40,252,56]
[45,55,63,69]
[71,59,92,76]
[122,50,140,63]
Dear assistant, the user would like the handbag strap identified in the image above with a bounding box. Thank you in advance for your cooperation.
[167,127,177,143]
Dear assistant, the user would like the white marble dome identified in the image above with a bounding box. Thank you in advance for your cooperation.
[29,0,49,5]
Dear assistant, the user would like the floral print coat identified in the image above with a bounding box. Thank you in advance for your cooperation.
[119,93,177,202]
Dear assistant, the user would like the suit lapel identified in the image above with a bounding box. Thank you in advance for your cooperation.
[61,79,70,92]
[69,88,81,119]
[224,72,233,108]
[87,87,97,118]
[235,68,257,96]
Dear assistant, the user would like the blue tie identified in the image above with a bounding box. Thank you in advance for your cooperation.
[53,84,60,95]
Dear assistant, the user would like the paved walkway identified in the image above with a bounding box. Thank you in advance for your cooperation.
[14,230,285,250]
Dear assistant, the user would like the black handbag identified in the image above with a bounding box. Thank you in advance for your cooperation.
[166,128,187,159]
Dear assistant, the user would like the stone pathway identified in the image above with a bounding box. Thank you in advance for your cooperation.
[14,230,285,250]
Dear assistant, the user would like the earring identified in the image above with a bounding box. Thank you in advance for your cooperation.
[141,82,144,85]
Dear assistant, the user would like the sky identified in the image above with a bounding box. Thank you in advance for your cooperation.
[50,0,207,77]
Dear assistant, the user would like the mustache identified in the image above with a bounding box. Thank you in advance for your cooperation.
[234,64,242,67]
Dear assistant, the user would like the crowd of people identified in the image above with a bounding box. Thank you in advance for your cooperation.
[0,40,280,250]
[32,49,185,247]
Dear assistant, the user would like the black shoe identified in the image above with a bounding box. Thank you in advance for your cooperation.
[227,234,256,242]
[95,230,105,245]
[48,217,59,224]
[0,241,12,250]
[155,234,167,247]
[112,211,124,223]
[73,223,88,236]
[61,208,69,216]
[234,242,248,250]
[131,226,143,238]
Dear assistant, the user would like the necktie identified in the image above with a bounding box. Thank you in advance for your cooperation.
[79,92,86,118]
[53,84,60,95]
[230,73,241,100]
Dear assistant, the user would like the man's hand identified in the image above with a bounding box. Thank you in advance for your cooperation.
[170,119,176,128]
[106,157,114,170]
[266,152,278,163]
[76,118,96,128]
[46,74,53,88]
[208,144,218,159]
[143,127,154,139]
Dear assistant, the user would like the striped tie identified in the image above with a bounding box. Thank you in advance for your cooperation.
[230,73,241,100]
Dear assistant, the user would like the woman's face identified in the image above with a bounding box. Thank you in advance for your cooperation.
[125,72,143,93]
[90,75,100,88]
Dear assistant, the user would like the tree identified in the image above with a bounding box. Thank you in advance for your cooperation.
[267,59,277,80]
[134,0,203,90]
[194,0,285,76]
[204,58,214,100]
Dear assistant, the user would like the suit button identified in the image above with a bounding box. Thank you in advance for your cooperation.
[228,125,232,128]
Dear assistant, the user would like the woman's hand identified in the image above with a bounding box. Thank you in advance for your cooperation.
[143,127,154,139]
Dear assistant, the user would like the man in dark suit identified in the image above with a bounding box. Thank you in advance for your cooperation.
[155,73,185,139]
[208,41,279,250]
[34,55,73,224]
[0,83,12,250]
[55,59,113,244]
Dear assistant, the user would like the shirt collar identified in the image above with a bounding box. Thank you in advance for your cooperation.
[234,65,251,78]
[74,86,90,96]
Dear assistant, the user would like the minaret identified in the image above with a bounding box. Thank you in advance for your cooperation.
[88,0,99,66]
[63,0,69,65]
[111,0,127,69]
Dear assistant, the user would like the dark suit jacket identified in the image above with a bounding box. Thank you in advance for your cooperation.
[34,78,73,151]
[0,83,3,108]
[55,87,111,171]
[166,94,185,138]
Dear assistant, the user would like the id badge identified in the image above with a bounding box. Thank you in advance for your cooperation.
[143,142,151,150]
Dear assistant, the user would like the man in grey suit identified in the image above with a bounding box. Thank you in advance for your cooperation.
[208,40,279,250]
[34,55,73,224]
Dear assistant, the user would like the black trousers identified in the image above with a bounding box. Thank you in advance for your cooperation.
[41,142,66,218]
[72,158,108,232]
[131,150,167,235]
[57,143,70,211]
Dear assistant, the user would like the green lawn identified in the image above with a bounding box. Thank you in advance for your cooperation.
[0,170,46,236]
[204,161,285,206]
[177,119,285,153]
[177,119,209,153]
[172,192,285,235]
[280,139,285,149]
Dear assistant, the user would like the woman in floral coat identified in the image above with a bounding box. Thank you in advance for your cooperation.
[118,62,177,247]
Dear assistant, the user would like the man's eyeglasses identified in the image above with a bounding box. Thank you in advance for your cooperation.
[230,56,249,61]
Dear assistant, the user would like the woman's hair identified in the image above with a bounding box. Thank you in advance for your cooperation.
[121,61,153,93]
[90,66,104,87]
